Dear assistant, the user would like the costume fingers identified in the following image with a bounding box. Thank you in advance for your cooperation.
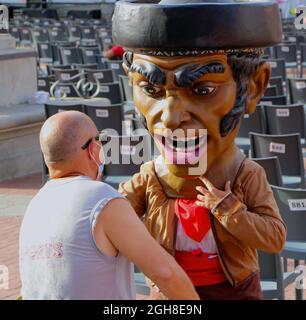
[196,194,206,202]
[195,200,207,208]
[195,186,209,195]
[199,176,214,192]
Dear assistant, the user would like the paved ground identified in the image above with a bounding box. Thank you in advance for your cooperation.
[0,173,41,299]
[0,173,42,217]
[0,172,305,300]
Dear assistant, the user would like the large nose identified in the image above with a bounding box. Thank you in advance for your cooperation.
[160,95,191,129]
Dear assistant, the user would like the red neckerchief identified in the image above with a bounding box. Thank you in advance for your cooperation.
[174,198,211,243]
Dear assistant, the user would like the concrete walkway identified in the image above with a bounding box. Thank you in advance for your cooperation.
[0,173,41,299]
[0,173,41,217]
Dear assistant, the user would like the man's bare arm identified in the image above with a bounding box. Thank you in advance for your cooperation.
[95,198,199,300]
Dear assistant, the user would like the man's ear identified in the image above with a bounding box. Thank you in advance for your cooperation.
[87,140,95,160]
[245,61,271,115]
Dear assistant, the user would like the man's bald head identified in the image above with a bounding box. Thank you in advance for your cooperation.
[40,111,97,164]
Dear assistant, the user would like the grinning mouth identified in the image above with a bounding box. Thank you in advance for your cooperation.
[162,135,206,152]
[155,133,208,165]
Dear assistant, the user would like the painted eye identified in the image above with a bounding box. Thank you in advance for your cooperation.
[193,86,215,96]
[139,82,163,96]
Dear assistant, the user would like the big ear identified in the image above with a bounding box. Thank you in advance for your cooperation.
[245,61,271,115]
[122,62,129,75]
[122,62,133,86]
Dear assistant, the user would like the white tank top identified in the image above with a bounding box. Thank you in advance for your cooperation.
[19,176,136,300]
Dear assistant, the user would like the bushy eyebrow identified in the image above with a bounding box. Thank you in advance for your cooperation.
[130,62,166,85]
[174,62,225,87]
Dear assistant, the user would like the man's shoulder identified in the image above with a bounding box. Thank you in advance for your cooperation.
[92,180,124,198]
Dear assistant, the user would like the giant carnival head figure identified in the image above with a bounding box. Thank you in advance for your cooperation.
[112,0,282,197]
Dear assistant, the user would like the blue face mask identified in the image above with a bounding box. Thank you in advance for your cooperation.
[89,142,104,181]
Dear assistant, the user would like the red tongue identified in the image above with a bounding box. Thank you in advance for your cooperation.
[174,198,211,243]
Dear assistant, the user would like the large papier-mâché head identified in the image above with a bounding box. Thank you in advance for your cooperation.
[112,0,282,195]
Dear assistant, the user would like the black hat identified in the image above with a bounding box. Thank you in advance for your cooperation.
[112,0,282,56]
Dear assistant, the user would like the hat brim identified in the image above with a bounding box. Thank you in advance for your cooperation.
[112,1,282,52]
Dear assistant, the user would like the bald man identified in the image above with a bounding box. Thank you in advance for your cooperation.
[19,111,199,300]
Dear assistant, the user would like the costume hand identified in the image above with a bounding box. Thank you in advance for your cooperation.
[195,177,231,211]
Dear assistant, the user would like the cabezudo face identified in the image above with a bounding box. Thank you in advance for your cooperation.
[130,53,240,178]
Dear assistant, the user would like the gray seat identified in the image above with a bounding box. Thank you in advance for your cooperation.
[102,132,152,190]
[250,132,305,188]
[260,95,287,106]
[80,46,100,65]
[50,42,61,65]
[68,25,81,40]
[264,85,277,97]
[288,78,306,105]
[263,104,306,147]
[47,64,71,76]
[119,75,136,116]
[52,68,82,82]
[105,59,125,80]
[96,54,108,69]
[19,27,33,46]
[50,68,84,98]
[83,101,125,135]
[271,185,306,300]
[300,44,306,77]
[258,250,298,300]
[10,27,20,45]
[274,43,298,69]
[85,68,115,84]
[251,157,283,187]
[267,58,287,82]
[73,64,98,71]
[80,26,96,40]
[44,101,84,118]
[236,105,266,155]
[59,47,83,65]
[101,36,113,50]
[37,42,53,64]
[264,47,274,59]
[119,75,133,103]
[269,76,284,96]
[37,75,55,93]
[32,28,49,43]
[94,82,123,104]
[48,27,68,42]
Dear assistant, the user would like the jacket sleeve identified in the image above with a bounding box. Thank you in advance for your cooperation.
[118,164,148,217]
[212,164,287,253]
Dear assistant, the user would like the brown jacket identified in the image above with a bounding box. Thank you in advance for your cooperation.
[119,157,286,287]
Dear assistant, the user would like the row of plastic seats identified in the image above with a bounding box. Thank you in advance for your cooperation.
[38,69,130,105]
[10,25,112,49]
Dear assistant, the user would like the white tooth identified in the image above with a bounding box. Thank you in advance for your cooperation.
[176,137,197,142]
